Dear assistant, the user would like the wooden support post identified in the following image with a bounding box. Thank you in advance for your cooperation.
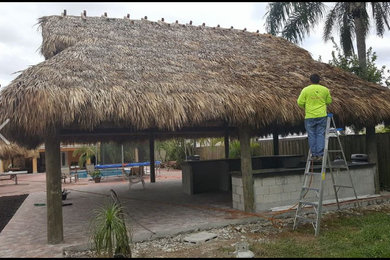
[32,157,38,173]
[366,126,380,193]
[149,133,155,183]
[0,159,4,173]
[45,133,63,244]
[224,129,230,159]
[239,127,254,212]
[134,147,139,162]
[273,130,279,155]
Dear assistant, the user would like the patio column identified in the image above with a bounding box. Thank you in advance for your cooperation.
[150,133,155,183]
[239,127,254,212]
[32,157,38,173]
[45,132,63,244]
[366,126,380,193]
[224,129,229,159]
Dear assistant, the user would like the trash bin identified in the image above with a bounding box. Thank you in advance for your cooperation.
[186,155,200,161]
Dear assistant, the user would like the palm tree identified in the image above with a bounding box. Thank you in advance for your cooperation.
[264,2,390,75]
[73,145,97,168]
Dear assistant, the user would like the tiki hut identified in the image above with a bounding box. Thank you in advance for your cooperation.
[0,143,39,173]
[0,142,30,160]
[1,13,390,244]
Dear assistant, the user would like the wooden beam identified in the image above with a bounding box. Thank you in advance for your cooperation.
[366,126,380,193]
[45,133,63,244]
[60,126,236,137]
[224,129,229,159]
[239,127,254,212]
[273,130,279,155]
[149,133,155,183]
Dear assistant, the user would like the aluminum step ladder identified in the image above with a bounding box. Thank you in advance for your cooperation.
[293,113,360,236]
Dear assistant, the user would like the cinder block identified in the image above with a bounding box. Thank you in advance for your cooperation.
[262,193,281,203]
[254,185,270,195]
[261,177,275,186]
[275,176,287,185]
[283,184,299,193]
[232,193,241,203]
[254,194,264,205]
[288,175,302,185]
[231,177,243,187]
[268,185,283,194]
[235,186,243,196]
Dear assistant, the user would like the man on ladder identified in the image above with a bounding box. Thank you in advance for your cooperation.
[295,74,359,236]
[297,73,332,161]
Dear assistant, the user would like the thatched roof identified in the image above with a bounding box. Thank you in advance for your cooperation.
[1,14,390,148]
[0,142,38,160]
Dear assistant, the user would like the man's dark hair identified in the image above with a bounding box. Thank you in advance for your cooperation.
[310,74,320,84]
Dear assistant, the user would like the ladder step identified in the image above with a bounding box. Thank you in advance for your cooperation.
[328,150,343,152]
[334,184,353,189]
[305,172,322,175]
[302,187,320,192]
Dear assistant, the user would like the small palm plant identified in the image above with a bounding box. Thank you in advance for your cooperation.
[90,201,132,258]
[73,145,97,168]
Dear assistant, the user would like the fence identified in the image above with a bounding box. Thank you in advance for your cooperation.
[195,133,390,190]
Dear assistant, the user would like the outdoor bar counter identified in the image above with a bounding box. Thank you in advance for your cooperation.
[181,155,377,212]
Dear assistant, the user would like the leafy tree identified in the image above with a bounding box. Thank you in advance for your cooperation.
[328,37,390,87]
[265,2,390,74]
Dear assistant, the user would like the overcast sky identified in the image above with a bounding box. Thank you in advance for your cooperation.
[1,2,390,88]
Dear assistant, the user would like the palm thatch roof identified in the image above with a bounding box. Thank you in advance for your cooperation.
[1,14,390,149]
[0,142,38,160]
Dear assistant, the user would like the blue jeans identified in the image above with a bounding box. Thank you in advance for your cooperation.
[304,116,327,157]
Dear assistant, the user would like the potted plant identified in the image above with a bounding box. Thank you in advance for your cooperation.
[90,169,102,183]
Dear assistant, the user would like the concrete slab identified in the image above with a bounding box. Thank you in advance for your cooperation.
[183,231,217,244]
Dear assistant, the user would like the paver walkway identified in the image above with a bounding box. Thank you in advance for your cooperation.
[0,170,253,258]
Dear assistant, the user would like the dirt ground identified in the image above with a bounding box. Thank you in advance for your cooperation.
[65,200,390,258]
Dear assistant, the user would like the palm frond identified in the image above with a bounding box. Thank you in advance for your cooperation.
[371,2,390,36]
[280,2,325,43]
[264,2,295,35]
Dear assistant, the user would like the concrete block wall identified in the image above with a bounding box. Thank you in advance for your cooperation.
[232,165,376,212]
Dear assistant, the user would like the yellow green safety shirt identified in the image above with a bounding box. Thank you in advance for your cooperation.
[297,84,332,119]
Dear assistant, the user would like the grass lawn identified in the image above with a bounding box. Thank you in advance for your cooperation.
[251,206,390,258]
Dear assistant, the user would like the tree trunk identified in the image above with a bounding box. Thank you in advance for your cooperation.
[352,2,367,74]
